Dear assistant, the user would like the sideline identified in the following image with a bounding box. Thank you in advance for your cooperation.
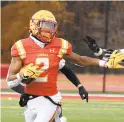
[1,92,124,101]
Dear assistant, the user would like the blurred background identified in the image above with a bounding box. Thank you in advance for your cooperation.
[1,1,124,122]
[1,1,124,93]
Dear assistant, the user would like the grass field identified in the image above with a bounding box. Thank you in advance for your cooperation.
[1,74,124,122]
[1,98,124,122]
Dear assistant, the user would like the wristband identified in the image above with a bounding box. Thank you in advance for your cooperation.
[99,60,107,68]
[77,84,83,88]
[94,48,103,56]
[119,49,124,53]
[7,73,22,88]
[16,73,22,80]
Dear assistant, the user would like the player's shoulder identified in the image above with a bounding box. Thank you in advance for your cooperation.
[13,37,32,46]
[11,37,32,49]
[53,37,69,43]
[11,37,34,58]
[52,37,71,47]
[52,38,72,57]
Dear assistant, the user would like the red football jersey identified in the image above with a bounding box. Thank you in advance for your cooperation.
[11,36,72,96]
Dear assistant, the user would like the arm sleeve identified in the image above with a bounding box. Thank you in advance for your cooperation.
[11,84,24,94]
[60,65,81,87]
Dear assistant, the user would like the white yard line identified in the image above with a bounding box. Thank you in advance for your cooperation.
[1,92,124,98]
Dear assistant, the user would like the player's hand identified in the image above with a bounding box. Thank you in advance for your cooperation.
[83,36,100,53]
[102,49,115,61]
[19,63,42,79]
[107,50,124,68]
[78,86,88,102]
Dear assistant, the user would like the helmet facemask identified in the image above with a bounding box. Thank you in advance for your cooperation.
[37,20,57,43]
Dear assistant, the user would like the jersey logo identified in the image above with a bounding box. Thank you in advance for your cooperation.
[49,48,55,53]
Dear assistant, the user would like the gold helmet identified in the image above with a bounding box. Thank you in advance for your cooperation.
[30,10,58,43]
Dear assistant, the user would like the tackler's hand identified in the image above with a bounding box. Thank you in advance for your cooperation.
[19,63,42,79]
[83,36,100,53]
[78,85,88,102]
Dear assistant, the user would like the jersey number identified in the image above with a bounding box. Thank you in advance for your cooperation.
[35,57,49,82]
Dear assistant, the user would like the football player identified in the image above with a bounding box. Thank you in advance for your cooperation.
[83,36,124,68]
[11,59,88,122]
[6,10,124,122]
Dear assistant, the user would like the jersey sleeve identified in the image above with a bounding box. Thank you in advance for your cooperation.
[66,42,72,55]
[11,40,26,59]
[11,43,19,57]
[57,38,72,58]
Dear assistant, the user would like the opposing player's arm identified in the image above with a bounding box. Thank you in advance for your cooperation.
[60,65,88,102]
[60,65,82,87]
[60,65,81,87]
[59,59,83,87]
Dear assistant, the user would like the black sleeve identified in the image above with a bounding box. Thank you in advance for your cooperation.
[60,65,81,87]
[11,84,24,94]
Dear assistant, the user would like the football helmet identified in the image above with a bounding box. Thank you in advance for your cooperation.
[30,10,58,43]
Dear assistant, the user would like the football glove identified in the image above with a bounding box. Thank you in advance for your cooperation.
[19,63,42,79]
[83,36,100,53]
[107,50,124,68]
[78,86,88,102]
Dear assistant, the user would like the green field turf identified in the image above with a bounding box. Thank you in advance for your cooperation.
[2,88,124,94]
[1,98,124,122]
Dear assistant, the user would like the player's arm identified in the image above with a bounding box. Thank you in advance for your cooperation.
[60,65,88,102]
[83,36,124,68]
[6,56,32,94]
[6,56,40,88]
[6,56,23,88]
[60,39,108,68]
[63,52,106,67]
[63,51,124,68]
[60,65,81,87]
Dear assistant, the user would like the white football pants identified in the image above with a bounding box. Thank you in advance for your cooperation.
[24,92,62,122]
